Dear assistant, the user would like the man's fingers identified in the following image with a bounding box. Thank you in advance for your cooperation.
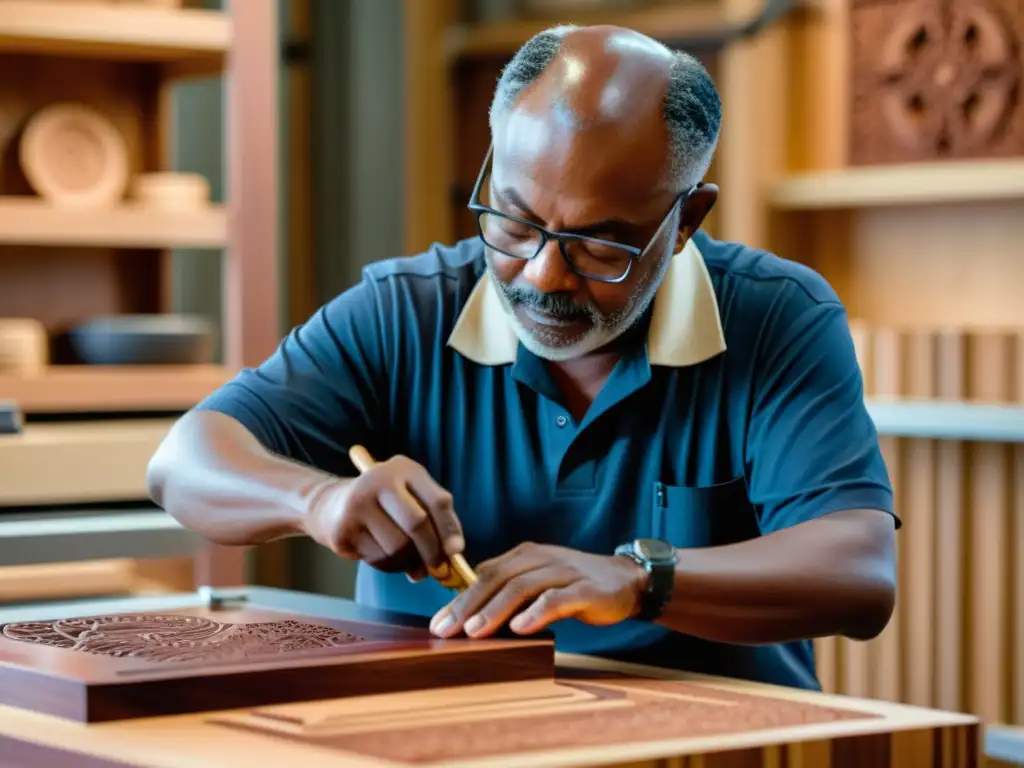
[430,551,553,637]
[360,507,418,572]
[377,484,447,570]
[510,583,588,634]
[404,468,464,555]
[462,567,569,637]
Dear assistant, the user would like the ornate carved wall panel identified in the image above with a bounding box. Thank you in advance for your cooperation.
[850,0,1023,164]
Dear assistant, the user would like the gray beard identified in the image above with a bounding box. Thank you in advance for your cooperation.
[484,248,671,362]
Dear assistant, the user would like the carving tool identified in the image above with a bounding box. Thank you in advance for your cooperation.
[348,445,477,591]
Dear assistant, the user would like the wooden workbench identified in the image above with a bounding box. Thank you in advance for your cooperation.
[0,588,980,768]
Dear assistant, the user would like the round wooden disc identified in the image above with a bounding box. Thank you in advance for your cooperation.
[18,102,130,209]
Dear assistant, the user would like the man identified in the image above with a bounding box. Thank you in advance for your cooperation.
[148,24,898,691]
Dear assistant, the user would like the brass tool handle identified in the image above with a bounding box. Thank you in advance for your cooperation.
[347,445,477,591]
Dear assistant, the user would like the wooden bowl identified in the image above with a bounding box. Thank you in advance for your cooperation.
[66,315,216,366]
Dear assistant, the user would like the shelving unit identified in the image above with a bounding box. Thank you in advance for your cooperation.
[0,0,279,594]
[0,1,278,411]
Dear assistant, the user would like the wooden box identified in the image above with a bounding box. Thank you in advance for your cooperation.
[850,0,1024,165]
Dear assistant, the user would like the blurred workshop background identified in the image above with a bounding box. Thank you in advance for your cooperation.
[0,0,1022,752]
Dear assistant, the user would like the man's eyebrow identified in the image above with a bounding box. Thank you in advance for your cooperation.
[496,186,643,236]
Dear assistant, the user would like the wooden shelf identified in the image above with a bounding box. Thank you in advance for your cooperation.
[0,197,227,249]
[445,2,727,59]
[0,418,174,505]
[0,365,230,414]
[866,398,1024,442]
[0,0,230,73]
[769,160,1024,210]
[0,509,200,566]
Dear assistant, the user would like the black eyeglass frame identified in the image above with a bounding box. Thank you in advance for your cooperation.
[466,143,701,284]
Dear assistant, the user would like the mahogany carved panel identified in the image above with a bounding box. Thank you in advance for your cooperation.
[0,604,554,723]
[850,0,1024,164]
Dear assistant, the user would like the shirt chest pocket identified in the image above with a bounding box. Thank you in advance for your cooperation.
[652,476,759,549]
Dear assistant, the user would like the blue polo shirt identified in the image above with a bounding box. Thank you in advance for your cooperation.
[195,231,895,691]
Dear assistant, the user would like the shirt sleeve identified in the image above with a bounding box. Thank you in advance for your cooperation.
[193,276,390,477]
[744,301,897,534]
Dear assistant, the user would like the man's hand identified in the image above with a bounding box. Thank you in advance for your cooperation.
[429,542,649,638]
[303,455,464,581]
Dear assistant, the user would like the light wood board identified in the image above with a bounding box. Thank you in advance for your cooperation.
[0,651,980,767]
[0,418,172,504]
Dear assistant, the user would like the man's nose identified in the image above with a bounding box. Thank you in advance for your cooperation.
[522,240,578,294]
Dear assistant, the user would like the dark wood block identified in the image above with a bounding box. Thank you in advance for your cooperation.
[0,594,554,724]
[850,0,1024,165]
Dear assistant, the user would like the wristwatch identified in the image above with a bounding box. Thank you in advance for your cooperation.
[614,538,677,621]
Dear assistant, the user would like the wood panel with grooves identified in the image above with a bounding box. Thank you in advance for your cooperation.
[815,322,1024,728]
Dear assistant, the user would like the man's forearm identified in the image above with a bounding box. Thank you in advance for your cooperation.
[147,410,343,546]
[655,508,897,645]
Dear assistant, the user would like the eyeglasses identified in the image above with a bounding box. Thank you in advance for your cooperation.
[466,143,698,283]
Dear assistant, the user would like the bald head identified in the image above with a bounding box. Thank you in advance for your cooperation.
[489,25,721,191]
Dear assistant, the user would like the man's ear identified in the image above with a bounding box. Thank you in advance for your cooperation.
[674,183,719,252]
[683,183,718,231]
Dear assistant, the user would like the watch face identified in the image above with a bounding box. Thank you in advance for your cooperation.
[635,538,675,564]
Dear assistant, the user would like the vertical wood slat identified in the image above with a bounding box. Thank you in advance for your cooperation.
[935,328,967,714]
[1015,435,1024,726]
[1015,331,1024,725]
[821,319,873,697]
[903,330,937,709]
[871,327,904,704]
[965,332,1016,724]
[1011,434,1019,729]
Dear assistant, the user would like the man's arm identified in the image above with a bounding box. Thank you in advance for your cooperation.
[656,507,895,644]
[147,410,343,546]
[148,279,389,546]
[657,301,897,644]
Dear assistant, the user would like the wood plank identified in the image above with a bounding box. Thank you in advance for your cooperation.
[935,330,967,714]
[770,161,1024,210]
[402,0,458,255]
[717,0,789,251]
[0,0,229,70]
[0,560,136,603]
[965,332,1016,724]
[0,418,172,505]
[902,330,937,709]
[210,0,281,590]
[445,1,728,59]
[0,365,229,414]
[0,197,227,249]
[870,327,903,703]
[864,400,1024,443]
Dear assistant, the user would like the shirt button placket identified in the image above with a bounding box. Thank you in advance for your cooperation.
[556,415,568,428]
